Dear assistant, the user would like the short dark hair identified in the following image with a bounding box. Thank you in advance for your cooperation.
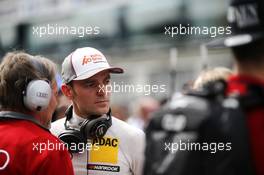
[0,51,56,112]
[231,39,264,64]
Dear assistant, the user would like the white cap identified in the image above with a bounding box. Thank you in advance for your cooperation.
[61,47,124,84]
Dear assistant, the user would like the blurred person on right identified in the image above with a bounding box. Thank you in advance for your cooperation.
[144,0,264,174]
[192,67,233,90]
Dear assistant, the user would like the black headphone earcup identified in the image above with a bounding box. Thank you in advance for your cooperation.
[58,130,86,153]
[80,117,110,139]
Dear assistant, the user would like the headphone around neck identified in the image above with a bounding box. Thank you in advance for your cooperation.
[58,105,112,153]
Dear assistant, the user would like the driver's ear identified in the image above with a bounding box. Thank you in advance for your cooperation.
[61,84,74,100]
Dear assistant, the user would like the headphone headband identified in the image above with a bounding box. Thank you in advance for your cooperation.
[64,105,112,126]
[59,105,112,153]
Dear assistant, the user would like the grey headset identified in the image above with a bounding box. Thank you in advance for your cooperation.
[22,59,52,111]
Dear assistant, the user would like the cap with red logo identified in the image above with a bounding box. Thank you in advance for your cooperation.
[61,47,124,84]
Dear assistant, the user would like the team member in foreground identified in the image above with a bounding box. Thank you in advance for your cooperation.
[0,52,74,175]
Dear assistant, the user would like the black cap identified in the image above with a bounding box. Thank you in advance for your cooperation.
[207,0,264,48]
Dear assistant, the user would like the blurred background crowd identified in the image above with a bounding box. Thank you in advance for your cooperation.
[0,0,232,130]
